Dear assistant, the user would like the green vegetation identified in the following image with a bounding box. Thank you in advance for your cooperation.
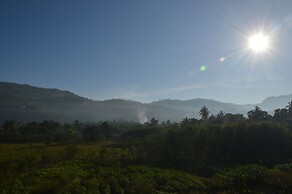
[0,102,292,193]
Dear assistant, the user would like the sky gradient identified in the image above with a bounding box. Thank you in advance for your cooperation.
[1,0,292,104]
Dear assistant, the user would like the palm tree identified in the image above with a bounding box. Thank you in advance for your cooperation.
[199,106,210,121]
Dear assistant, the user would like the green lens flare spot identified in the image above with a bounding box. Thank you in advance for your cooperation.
[200,66,207,71]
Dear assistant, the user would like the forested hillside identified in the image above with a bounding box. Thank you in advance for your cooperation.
[0,82,185,123]
[1,82,291,123]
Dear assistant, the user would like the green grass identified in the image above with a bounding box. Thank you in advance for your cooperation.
[0,142,292,193]
[0,141,113,161]
[0,141,207,193]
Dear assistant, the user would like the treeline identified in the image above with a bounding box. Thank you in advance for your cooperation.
[139,121,292,172]
[0,102,292,169]
[121,101,292,173]
[0,120,122,144]
[1,101,292,144]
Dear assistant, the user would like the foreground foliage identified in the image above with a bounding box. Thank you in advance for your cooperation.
[0,142,292,194]
[1,161,207,194]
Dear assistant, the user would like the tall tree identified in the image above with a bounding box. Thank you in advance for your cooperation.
[1,120,19,141]
[149,118,158,126]
[100,122,112,139]
[247,106,269,120]
[83,125,104,141]
[274,108,288,120]
[199,106,210,121]
[286,100,292,115]
[216,111,225,120]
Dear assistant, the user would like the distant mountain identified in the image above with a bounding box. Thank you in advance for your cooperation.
[150,99,253,118]
[0,82,291,123]
[258,94,292,111]
[0,82,185,123]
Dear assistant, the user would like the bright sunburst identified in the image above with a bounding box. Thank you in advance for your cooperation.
[248,33,270,52]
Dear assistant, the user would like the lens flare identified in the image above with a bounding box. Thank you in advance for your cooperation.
[219,57,226,62]
[200,65,207,71]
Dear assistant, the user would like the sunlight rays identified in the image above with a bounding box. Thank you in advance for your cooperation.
[176,0,285,86]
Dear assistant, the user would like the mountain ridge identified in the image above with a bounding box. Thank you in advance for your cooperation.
[0,81,291,123]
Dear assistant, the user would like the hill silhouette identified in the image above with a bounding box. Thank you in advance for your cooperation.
[0,82,291,123]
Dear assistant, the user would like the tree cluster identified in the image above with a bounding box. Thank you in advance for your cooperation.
[0,120,116,143]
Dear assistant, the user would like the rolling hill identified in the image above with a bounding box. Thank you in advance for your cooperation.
[0,82,291,123]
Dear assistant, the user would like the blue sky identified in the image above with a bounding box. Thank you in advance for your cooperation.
[1,0,292,104]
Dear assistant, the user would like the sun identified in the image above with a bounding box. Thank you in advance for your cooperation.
[248,33,270,52]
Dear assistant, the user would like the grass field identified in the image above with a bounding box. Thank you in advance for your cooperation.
[0,142,208,193]
[0,141,292,193]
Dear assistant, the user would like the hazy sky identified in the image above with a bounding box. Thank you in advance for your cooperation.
[1,0,292,104]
